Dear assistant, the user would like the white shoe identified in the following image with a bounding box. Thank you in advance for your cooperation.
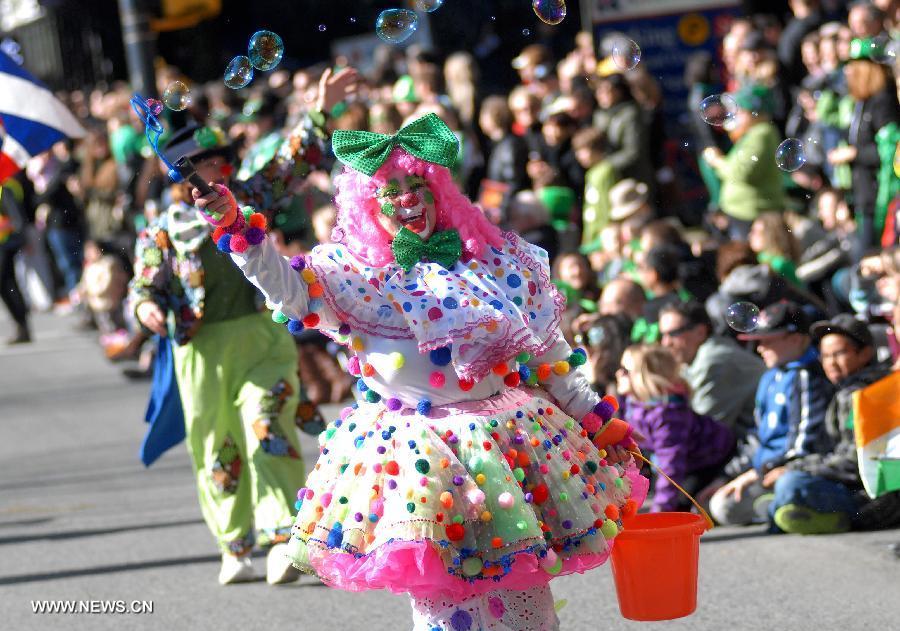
[266,543,301,585]
[218,553,254,585]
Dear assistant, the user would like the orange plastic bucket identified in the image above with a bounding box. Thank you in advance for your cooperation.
[610,512,707,621]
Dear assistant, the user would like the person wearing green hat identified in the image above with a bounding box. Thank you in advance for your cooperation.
[827,37,900,250]
[702,83,786,239]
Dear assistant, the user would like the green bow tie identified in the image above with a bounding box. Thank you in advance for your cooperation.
[391,228,462,272]
[332,113,459,176]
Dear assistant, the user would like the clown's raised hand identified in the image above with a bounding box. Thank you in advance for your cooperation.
[192,183,238,227]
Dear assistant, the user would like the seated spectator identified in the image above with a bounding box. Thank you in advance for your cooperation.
[618,344,736,512]
[553,251,599,315]
[571,312,633,396]
[659,301,765,438]
[608,179,654,257]
[638,243,690,325]
[767,314,900,533]
[749,211,803,288]
[638,219,718,301]
[710,301,834,526]
[573,127,615,249]
[583,224,626,285]
[479,96,529,196]
[598,277,646,322]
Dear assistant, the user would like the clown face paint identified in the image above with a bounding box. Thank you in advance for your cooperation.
[374,167,436,240]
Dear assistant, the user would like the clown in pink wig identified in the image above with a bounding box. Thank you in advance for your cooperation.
[194,113,647,631]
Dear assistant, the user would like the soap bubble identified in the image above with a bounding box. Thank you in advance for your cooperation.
[726,302,760,333]
[248,30,284,71]
[162,81,191,111]
[522,28,531,37]
[375,9,418,44]
[775,138,807,172]
[318,24,327,32]
[224,56,253,90]
[532,0,566,25]
[349,17,357,24]
[414,0,444,11]
[145,98,163,116]
[699,94,737,127]
[611,37,641,71]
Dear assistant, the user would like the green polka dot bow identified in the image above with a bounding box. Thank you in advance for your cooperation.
[332,113,459,177]
[391,227,462,272]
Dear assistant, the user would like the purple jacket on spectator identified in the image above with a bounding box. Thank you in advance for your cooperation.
[625,395,736,512]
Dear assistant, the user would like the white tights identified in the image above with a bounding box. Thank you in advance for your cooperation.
[410,584,560,631]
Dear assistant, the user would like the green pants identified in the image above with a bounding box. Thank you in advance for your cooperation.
[173,312,305,555]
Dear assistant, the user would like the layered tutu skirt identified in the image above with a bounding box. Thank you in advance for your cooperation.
[288,388,648,600]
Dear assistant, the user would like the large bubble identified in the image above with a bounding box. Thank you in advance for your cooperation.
[248,30,284,71]
[375,9,418,44]
[224,56,254,90]
[775,138,807,172]
[532,0,566,26]
[611,37,641,71]
[699,94,737,127]
[725,302,760,333]
[162,81,191,111]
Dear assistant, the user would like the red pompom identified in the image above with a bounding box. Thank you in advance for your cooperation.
[458,377,475,391]
[249,213,267,229]
[384,461,400,476]
[302,313,320,328]
[503,372,521,387]
[212,226,227,243]
[229,234,248,253]
[581,412,602,434]
[532,483,550,505]
[445,523,465,541]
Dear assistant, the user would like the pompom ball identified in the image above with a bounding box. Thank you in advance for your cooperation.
[429,346,452,366]
[385,397,402,411]
[416,399,432,415]
[248,212,267,229]
[429,371,446,388]
[289,255,306,271]
[216,233,232,253]
[229,234,248,253]
[347,355,361,376]
[581,412,603,434]
[593,400,616,421]
[245,227,266,245]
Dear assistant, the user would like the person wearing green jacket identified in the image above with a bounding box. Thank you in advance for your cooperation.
[703,84,785,239]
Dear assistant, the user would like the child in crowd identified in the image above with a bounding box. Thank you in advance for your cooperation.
[617,344,736,513]
[749,211,803,288]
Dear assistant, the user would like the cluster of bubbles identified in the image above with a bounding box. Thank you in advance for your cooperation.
[532,0,566,26]
[699,94,737,127]
[376,9,419,44]
[162,81,191,111]
[611,36,641,71]
[725,302,760,333]
[222,30,284,90]
[775,138,807,172]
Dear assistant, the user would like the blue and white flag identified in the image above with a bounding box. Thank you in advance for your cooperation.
[0,50,85,181]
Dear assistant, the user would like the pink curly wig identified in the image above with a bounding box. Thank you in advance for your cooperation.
[333,148,503,267]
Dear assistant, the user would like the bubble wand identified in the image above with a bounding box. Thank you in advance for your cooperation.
[130,94,214,196]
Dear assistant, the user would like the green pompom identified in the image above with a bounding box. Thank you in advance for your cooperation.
[568,352,587,367]
[601,519,619,539]
[516,352,531,364]
[415,459,430,474]
[272,310,289,324]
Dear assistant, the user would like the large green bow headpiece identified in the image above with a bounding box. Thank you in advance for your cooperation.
[331,113,459,177]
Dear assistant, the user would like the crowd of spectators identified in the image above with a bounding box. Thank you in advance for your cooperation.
[2,0,900,534]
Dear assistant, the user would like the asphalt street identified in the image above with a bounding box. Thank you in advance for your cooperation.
[1,312,899,631]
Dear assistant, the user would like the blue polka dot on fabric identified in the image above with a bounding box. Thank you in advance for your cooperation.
[506,273,521,288]
[443,296,458,309]
[490,299,503,311]
[429,346,452,366]
[403,302,413,312]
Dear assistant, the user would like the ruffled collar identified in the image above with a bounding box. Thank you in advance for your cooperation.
[308,231,565,381]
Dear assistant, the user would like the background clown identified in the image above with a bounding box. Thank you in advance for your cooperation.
[195,113,647,630]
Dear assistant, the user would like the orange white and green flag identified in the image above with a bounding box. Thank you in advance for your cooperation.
[852,371,900,499]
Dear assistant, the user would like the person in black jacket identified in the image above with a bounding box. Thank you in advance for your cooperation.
[827,38,900,251]
[478,96,530,196]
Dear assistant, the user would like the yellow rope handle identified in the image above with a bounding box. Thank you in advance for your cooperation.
[631,451,715,530]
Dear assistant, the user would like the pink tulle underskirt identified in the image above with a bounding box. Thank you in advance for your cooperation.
[309,469,649,600]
